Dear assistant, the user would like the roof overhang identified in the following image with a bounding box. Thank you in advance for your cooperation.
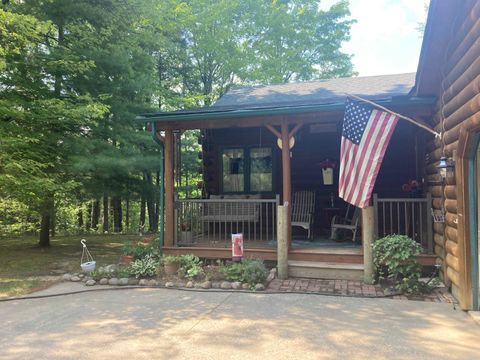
[138,96,436,130]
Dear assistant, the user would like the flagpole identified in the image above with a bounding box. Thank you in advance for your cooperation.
[346,93,441,138]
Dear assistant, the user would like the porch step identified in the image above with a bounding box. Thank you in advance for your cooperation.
[288,260,364,281]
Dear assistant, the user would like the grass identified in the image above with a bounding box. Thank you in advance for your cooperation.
[0,233,147,299]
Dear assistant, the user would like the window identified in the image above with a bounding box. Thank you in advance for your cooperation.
[221,147,273,193]
[250,148,272,192]
[222,148,244,192]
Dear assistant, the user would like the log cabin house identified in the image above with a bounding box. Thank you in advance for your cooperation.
[138,0,480,309]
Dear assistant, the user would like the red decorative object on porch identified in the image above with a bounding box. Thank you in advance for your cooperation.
[232,233,244,261]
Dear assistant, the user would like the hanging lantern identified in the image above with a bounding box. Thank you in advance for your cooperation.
[437,156,454,179]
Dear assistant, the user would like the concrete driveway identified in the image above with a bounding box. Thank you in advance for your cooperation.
[1,283,479,360]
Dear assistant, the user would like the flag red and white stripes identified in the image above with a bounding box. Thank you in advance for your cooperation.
[338,98,399,208]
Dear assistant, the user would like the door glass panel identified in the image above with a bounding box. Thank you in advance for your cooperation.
[222,149,244,192]
[250,147,272,192]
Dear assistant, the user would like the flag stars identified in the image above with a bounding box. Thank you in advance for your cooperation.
[342,99,372,145]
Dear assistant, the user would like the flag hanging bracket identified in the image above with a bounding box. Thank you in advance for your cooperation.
[346,94,441,138]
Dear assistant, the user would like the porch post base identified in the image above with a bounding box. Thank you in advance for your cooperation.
[362,206,375,284]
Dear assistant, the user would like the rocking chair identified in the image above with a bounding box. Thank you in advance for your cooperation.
[330,205,360,242]
[292,190,316,239]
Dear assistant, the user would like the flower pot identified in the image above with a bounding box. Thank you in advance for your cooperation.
[322,168,334,185]
[121,255,134,265]
[81,261,96,273]
[180,231,193,243]
[164,261,180,276]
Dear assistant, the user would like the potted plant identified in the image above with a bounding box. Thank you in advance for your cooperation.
[180,221,193,243]
[162,255,181,275]
[319,159,337,185]
[121,241,135,265]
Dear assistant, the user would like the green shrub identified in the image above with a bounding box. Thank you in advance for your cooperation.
[373,234,427,294]
[128,255,159,278]
[177,254,204,279]
[222,259,267,285]
[123,238,161,260]
[161,255,182,264]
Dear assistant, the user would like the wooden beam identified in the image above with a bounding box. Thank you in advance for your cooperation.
[288,122,303,138]
[265,124,282,139]
[164,129,174,247]
[280,122,292,249]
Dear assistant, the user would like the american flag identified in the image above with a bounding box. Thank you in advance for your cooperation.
[338,98,399,208]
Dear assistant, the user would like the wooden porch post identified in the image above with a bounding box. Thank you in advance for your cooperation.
[280,122,292,249]
[164,129,174,247]
[277,205,289,279]
[362,206,375,284]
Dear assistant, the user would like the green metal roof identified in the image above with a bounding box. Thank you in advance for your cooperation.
[137,96,436,124]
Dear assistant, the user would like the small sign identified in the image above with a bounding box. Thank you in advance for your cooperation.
[232,233,244,261]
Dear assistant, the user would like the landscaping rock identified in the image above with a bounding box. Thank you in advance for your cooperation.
[139,279,149,286]
[79,274,85,279]
[99,278,109,285]
[128,278,139,285]
[147,279,158,286]
[212,282,221,289]
[108,278,119,286]
[186,281,194,288]
[62,274,72,281]
[254,283,265,291]
[200,281,212,289]
[165,281,175,288]
[85,279,96,286]
[194,282,203,289]
[70,276,81,282]
[231,281,241,290]
[176,282,185,288]
[220,281,232,290]
[118,278,129,286]
[242,283,250,290]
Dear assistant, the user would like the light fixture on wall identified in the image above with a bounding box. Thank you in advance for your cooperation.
[437,156,455,179]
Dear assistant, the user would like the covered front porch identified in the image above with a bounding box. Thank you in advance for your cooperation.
[138,74,438,278]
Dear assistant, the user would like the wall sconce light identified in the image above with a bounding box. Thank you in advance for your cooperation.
[437,156,455,179]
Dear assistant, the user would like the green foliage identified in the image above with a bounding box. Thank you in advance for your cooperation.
[177,254,204,279]
[128,255,160,278]
[123,239,160,260]
[373,235,427,294]
[161,255,183,264]
[222,259,268,285]
[0,0,354,242]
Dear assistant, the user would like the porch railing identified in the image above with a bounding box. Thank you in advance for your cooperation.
[373,193,433,254]
[174,196,280,247]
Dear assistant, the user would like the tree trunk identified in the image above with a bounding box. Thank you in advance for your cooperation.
[39,194,54,247]
[39,212,51,248]
[86,202,92,230]
[140,196,146,233]
[77,208,84,228]
[112,196,122,233]
[125,198,130,232]
[92,200,100,230]
[103,194,109,232]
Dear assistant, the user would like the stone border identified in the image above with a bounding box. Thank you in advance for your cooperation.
[62,272,270,291]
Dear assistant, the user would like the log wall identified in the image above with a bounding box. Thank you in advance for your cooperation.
[426,0,480,308]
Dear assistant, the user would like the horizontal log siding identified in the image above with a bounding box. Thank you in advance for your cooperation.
[426,0,480,307]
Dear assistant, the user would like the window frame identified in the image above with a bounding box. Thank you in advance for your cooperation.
[219,145,275,194]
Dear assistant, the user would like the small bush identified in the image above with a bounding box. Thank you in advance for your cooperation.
[373,234,428,294]
[177,254,204,279]
[222,259,267,285]
[128,255,159,278]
